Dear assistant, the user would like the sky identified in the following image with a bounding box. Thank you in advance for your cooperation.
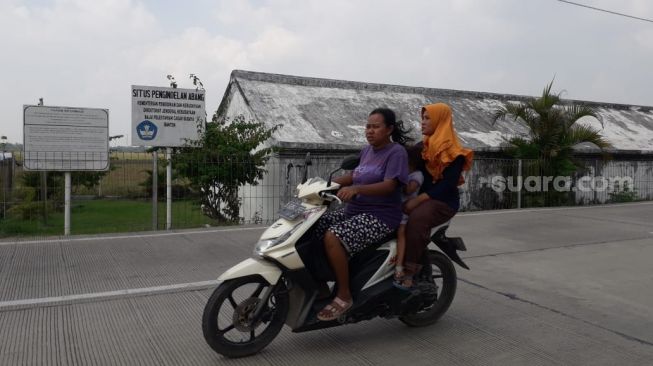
[1,0,652,144]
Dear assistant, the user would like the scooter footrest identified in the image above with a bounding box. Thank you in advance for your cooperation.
[448,237,467,251]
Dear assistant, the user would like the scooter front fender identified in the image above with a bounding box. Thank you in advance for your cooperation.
[217,258,282,285]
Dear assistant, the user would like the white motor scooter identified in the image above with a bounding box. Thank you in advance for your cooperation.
[202,155,469,358]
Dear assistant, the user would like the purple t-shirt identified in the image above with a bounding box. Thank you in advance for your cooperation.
[344,143,409,229]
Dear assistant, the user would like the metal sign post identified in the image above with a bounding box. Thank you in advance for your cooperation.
[166,147,172,230]
[37,99,47,225]
[517,159,523,209]
[152,150,158,230]
[64,172,71,235]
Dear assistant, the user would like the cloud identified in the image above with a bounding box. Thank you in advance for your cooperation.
[0,0,161,141]
[1,0,652,143]
[248,26,302,63]
[0,0,304,142]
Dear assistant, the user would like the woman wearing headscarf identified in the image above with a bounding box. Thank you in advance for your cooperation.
[399,103,474,288]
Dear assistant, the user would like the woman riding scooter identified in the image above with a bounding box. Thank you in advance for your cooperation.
[313,107,412,321]
[202,107,468,357]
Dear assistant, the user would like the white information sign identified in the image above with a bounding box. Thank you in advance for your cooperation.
[131,85,206,147]
[23,105,109,171]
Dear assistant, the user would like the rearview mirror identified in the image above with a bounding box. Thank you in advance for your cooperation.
[301,152,312,183]
[340,155,359,170]
[327,155,359,187]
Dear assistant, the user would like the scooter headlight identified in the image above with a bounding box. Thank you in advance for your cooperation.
[254,227,296,255]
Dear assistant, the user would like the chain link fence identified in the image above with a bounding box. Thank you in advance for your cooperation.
[1,151,651,238]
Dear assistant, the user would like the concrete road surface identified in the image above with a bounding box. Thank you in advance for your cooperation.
[1,202,652,365]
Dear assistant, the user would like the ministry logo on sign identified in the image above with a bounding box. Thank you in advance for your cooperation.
[137,120,157,141]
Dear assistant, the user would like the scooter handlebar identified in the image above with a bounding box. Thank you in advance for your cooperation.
[320,191,342,204]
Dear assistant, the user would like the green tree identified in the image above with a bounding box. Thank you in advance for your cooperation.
[493,80,612,177]
[173,115,279,222]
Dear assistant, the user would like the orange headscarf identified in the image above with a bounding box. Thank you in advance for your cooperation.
[421,103,474,185]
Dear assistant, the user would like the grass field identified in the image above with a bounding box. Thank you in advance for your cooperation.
[7,152,162,199]
[0,199,219,237]
[0,152,245,238]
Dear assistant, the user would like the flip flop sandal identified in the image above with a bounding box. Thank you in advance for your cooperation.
[317,297,353,321]
[393,274,414,291]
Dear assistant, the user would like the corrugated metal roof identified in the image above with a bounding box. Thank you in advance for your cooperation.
[218,70,653,152]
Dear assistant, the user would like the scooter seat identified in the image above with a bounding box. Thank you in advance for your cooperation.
[347,230,397,278]
[367,230,397,250]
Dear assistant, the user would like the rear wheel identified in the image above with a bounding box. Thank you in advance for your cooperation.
[202,275,288,358]
[399,250,457,327]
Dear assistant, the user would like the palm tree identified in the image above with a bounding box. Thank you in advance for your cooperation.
[493,80,612,176]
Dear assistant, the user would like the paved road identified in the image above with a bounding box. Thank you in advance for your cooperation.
[1,202,652,365]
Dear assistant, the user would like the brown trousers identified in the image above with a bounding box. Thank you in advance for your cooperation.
[404,199,456,272]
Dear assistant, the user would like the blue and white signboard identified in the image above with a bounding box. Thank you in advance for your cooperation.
[131,85,206,147]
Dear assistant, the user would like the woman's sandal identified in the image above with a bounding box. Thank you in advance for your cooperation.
[317,297,353,321]
[393,273,414,291]
[393,264,419,291]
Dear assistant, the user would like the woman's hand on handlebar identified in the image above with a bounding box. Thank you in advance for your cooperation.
[333,173,353,187]
[337,186,359,202]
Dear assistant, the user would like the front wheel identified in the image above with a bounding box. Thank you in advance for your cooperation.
[399,250,457,327]
[202,275,288,358]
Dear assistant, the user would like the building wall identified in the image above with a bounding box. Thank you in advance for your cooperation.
[220,80,653,222]
[237,151,653,224]
[574,159,653,204]
[238,153,346,223]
